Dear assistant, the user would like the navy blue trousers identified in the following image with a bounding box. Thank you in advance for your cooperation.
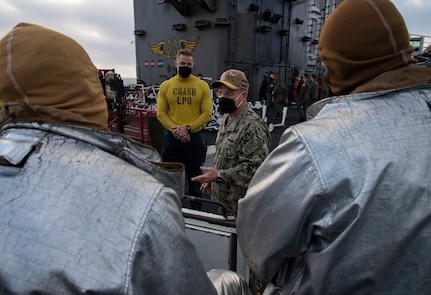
[161,131,204,198]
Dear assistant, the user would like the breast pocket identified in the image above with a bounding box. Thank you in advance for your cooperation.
[222,133,239,160]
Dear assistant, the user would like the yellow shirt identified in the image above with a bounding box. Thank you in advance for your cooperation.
[157,75,212,133]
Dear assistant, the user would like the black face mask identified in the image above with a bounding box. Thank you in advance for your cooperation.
[218,92,243,114]
[178,66,192,78]
[218,97,237,113]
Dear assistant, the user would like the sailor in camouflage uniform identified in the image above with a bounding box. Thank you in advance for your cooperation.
[192,69,270,216]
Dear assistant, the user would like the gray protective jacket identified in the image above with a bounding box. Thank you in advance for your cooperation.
[0,122,217,294]
[237,85,431,294]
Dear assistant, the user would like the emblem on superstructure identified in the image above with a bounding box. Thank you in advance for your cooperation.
[149,37,199,59]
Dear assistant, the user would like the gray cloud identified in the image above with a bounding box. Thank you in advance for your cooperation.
[0,0,136,78]
[392,0,431,36]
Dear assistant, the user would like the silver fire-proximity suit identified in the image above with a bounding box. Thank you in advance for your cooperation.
[237,85,431,294]
[0,122,219,294]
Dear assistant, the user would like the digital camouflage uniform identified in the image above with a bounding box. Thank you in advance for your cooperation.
[212,105,270,215]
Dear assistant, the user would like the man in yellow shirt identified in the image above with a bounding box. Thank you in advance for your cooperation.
[157,49,212,199]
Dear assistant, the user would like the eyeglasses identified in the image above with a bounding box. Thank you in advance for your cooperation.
[217,90,242,98]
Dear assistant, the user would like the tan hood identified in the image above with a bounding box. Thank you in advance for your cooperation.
[0,23,108,130]
[318,0,420,95]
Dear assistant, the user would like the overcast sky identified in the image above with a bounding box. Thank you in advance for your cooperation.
[0,0,430,79]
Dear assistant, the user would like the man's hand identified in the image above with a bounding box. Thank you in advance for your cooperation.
[192,166,218,183]
[199,182,211,194]
[172,126,190,143]
[192,166,219,193]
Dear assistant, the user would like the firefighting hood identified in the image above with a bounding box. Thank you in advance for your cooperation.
[0,23,108,130]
